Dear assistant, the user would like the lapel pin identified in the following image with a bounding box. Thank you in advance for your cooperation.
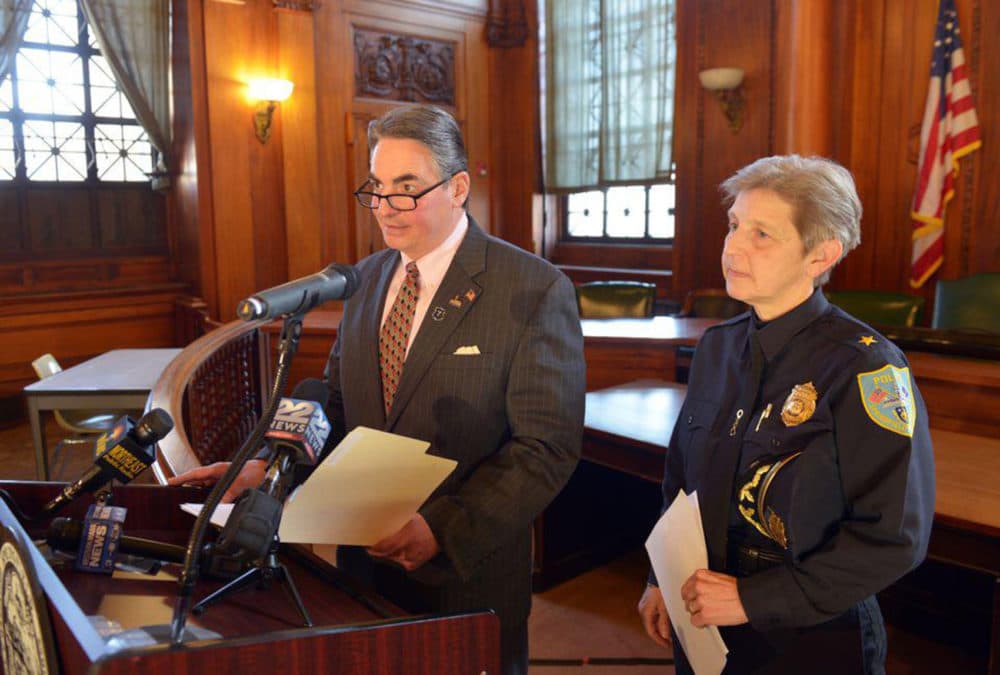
[431,306,447,321]
[449,296,463,308]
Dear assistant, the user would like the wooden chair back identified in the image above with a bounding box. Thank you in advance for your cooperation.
[148,319,269,483]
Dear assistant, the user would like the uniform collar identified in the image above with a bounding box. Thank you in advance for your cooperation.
[748,288,830,363]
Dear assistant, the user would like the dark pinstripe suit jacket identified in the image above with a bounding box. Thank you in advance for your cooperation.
[323,218,585,625]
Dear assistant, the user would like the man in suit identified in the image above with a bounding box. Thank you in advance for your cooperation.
[171,105,585,674]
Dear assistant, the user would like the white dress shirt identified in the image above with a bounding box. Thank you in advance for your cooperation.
[380,213,469,357]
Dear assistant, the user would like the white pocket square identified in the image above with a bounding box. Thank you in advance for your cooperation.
[453,345,481,355]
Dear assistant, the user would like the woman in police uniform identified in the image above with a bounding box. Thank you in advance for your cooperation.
[638,155,935,674]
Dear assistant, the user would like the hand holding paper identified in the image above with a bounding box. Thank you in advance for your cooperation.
[645,490,728,675]
[681,568,748,628]
[182,426,456,546]
[367,513,440,571]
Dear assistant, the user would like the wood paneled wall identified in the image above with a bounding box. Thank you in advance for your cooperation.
[829,0,998,316]
[9,0,995,415]
[671,0,777,302]
[673,0,998,313]
[172,0,516,323]
[0,284,185,418]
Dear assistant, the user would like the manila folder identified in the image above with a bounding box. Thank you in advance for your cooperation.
[276,426,456,546]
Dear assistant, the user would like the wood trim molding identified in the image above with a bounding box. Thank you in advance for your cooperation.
[0,284,188,410]
[0,257,174,296]
[273,0,319,11]
[958,0,981,279]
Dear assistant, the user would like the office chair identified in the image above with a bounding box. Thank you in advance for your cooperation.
[31,354,132,477]
[825,290,925,328]
[677,288,747,319]
[932,273,1000,334]
[673,289,747,383]
[576,281,657,319]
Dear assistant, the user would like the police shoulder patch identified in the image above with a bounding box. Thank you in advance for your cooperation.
[857,364,916,437]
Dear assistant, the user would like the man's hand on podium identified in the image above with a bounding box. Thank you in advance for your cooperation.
[367,514,440,571]
[167,460,267,503]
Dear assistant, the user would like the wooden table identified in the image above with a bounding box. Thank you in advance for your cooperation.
[583,378,685,482]
[263,311,718,393]
[581,316,717,389]
[927,428,1000,675]
[908,352,1000,437]
[932,428,1000,534]
[533,379,686,588]
[22,348,181,480]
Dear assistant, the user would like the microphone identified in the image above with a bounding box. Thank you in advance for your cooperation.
[236,263,360,321]
[212,379,331,563]
[259,378,330,499]
[47,516,187,565]
[42,408,174,517]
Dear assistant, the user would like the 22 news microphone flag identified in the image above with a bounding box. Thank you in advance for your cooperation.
[909,0,981,289]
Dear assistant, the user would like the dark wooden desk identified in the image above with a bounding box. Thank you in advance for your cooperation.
[582,379,685,482]
[23,348,182,480]
[533,380,685,588]
[908,352,1000,437]
[263,311,717,392]
[580,316,717,390]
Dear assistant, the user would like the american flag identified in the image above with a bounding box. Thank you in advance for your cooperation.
[909,0,981,289]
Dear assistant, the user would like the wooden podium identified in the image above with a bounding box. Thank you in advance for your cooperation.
[0,481,499,675]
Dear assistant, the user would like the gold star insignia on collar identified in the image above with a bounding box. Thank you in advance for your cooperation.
[859,335,877,346]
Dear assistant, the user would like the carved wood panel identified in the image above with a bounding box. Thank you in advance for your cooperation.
[353,27,456,105]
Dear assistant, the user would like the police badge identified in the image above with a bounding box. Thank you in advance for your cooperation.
[780,381,818,426]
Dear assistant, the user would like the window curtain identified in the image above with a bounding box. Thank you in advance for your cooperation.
[0,0,33,83]
[544,0,675,191]
[80,0,171,171]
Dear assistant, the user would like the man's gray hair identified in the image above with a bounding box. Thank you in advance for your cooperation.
[367,105,469,179]
[720,155,862,286]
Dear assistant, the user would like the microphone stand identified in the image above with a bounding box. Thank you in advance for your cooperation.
[190,534,312,627]
[170,313,305,643]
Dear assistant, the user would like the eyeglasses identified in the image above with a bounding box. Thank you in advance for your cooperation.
[353,174,454,212]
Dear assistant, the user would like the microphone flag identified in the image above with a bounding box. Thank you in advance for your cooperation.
[264,395,331,462]
[75,504,127,574]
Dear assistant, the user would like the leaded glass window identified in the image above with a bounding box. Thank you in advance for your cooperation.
[541,0,676,245]
[0,0,155,183]
[564,174,676,242]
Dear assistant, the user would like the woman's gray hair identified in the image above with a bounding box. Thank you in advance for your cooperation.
[367,105,469,179]
[720,155,862,285]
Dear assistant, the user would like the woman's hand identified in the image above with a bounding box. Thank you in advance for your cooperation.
[638,583,672,647]
[680,569,749,627]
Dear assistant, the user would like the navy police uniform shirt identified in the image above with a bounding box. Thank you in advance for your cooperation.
[661,289,935,632]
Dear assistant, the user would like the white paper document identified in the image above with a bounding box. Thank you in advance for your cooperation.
[645,490,728,675]
[181,426,457,546]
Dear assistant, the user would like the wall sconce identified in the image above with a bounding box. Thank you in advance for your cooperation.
[248,78,294,144]
[699,68,745,133]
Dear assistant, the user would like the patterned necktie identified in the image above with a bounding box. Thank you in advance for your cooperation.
[379,261,420,414]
